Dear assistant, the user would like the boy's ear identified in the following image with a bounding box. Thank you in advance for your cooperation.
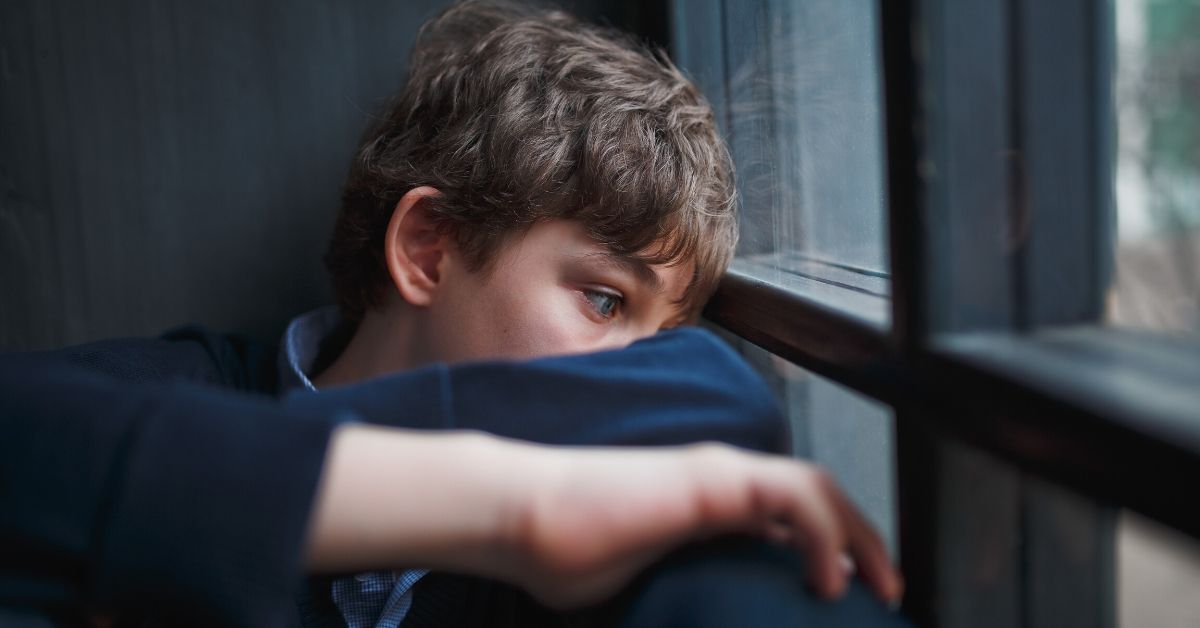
[384,186,450,307]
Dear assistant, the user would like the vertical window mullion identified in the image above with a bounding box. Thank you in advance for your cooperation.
[1014,0,1117,626]
[885,0,1119,625]
[886,0,1024,625]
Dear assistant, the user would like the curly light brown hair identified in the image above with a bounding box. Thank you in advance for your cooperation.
[325,0,737,323]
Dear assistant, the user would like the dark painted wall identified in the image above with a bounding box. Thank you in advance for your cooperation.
[0,0,661,351]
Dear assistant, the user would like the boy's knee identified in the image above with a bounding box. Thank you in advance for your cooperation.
[617,537,910,628]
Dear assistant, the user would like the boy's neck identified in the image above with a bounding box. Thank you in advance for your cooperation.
[312,307,423,389]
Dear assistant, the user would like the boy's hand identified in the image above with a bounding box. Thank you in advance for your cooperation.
[307,427,902,610]
[502,442,903,609]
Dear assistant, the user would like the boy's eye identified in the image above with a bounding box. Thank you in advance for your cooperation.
[582,289,623,319]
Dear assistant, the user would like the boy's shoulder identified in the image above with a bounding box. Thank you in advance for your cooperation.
[7,326,279,394]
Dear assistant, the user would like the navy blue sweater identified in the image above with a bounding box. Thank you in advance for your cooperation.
[0,327,787,627]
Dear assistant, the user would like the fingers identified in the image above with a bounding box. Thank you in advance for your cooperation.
[756,457,902,604]
[783,465,852,598]
[828,481,905,603]
[739,458,844,597]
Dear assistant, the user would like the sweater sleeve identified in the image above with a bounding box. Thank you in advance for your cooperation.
[0,326,784,625]
[0,357,336,627]
[283,327,788,454]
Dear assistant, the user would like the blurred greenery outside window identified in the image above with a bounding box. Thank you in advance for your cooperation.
[1112,2,1200,627]
[1111,0,1200,334]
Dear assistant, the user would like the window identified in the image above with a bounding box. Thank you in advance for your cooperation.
[674,1,1200,626]
[679,0,898,578]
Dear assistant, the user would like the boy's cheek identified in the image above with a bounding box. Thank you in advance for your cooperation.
[423,293,568,362]
[451,300,620,362]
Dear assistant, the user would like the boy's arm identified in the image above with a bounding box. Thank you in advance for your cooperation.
[286,327,789,454]
[311,425,901,608]
[0,354,899,627]
[30,326,784,456]
[23,326,784,454]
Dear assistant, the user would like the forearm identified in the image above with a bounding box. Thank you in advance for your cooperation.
[305,428,902,609]
[305,426,526,579]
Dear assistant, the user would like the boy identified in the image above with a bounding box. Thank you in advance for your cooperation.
[284,2,899,625]
[0,1,903,626]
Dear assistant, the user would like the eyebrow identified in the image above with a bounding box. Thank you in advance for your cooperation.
[576,252,664,295]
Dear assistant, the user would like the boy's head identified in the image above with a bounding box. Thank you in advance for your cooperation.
[323,0,736,367]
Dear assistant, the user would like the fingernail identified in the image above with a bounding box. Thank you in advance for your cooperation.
[839,553,855,576]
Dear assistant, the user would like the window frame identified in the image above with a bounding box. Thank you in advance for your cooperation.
[675,0,1200,625]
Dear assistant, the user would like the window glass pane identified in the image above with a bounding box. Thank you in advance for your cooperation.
[761,1,888,272]
[1110,0,1200,334]
[720,335,1190,627]
[674,0,890,325]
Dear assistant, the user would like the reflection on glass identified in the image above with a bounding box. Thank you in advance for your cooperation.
[678,0,890,323]
[749,0,888,273]
[1111,0,1200,333]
